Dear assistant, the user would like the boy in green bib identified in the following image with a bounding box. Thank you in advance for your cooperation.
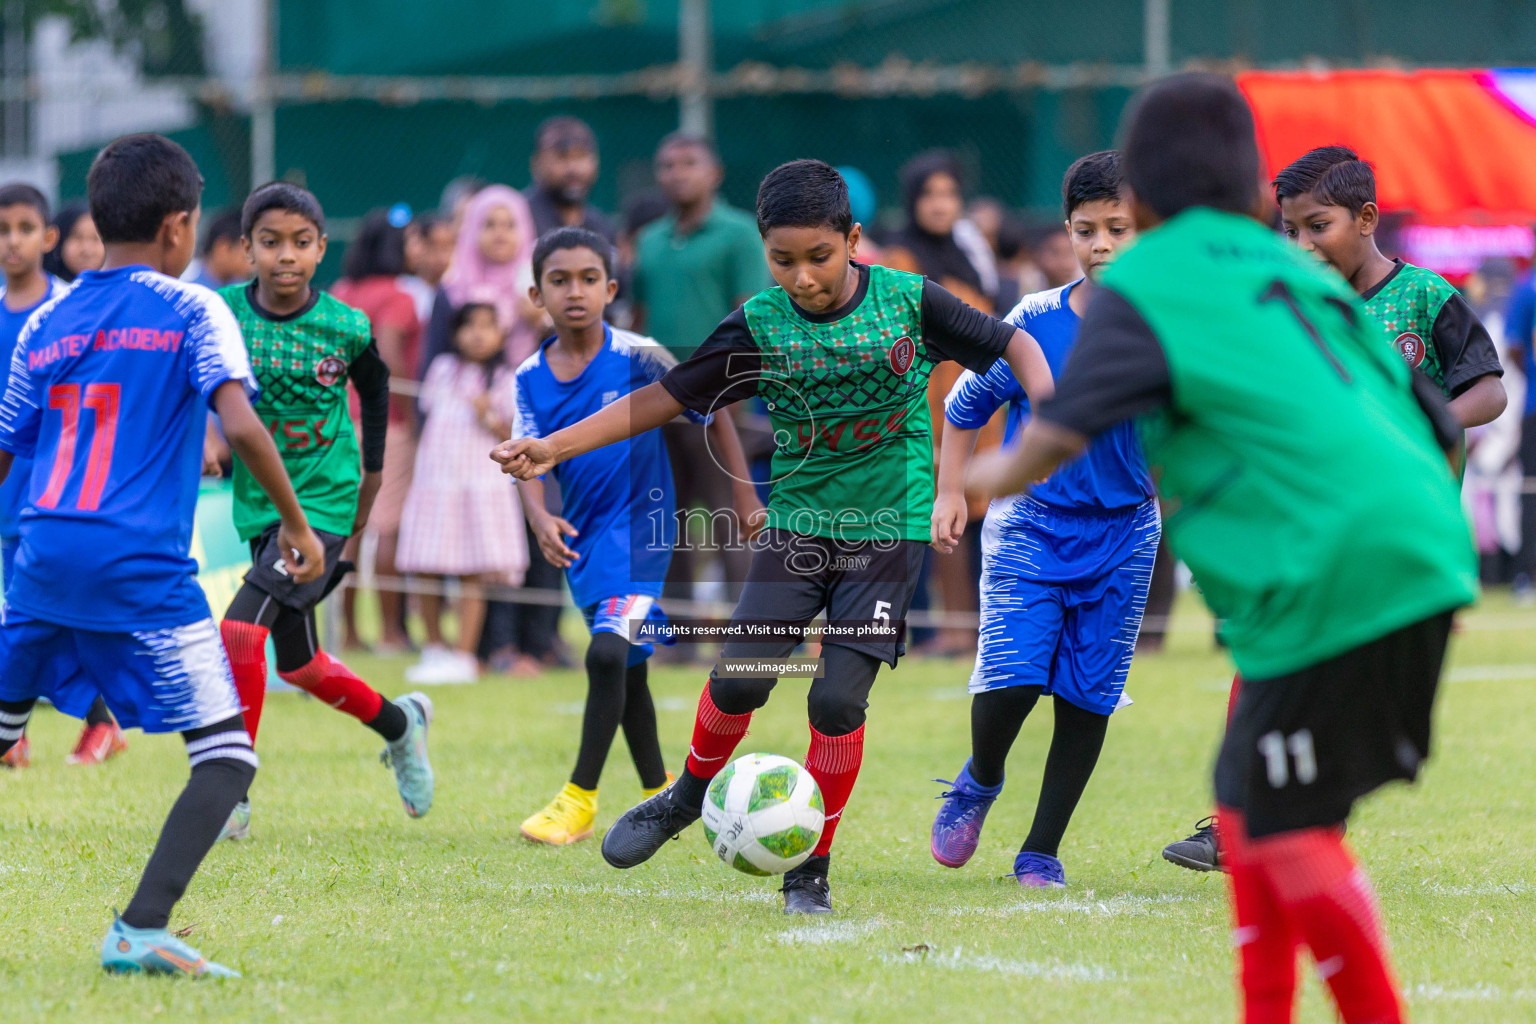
[969,75,1476,1024]
[495,159,1055,913]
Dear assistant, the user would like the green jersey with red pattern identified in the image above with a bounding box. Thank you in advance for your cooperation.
[1361,259,1502,400]
[658,262,1015,542]
[220,282,374,540]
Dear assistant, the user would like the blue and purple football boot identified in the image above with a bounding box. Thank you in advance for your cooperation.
[930,760,1003,868]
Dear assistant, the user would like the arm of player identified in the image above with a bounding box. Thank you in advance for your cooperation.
[966,418,1087,501]
[214,380,326,582]
[705,409,767,539]
[1446,373,1506,429]
[350,341,390,534]
[491,381,686,479]
[514,476,580,568]
[932,424,978,553]
[1001,328,1054,406]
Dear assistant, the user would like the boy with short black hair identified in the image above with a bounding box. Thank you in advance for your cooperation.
[0,133,327,975]
[928,150,1156,887]
[216,180,435,841]
[188,207,249,290]
[495,159,1055,913]
[1274,144,1505,428]
[513,225,762,845]
[1161,142,1508,874]
[968,74,1476,1024]
[0,182,129,767]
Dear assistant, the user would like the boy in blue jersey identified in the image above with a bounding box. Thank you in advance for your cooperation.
[0,134,325,976]
[0,182,127,767]
[929,151,1158,887]
[513,227,763,845]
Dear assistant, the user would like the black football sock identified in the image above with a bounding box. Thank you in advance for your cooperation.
[122,718,256,930]
[85,696,114,728]
[1019,695,1109,859]
[968,686,1042,788]
[672,767,710,811]
[619,660,668,790]
[367,700,409,743]
[571,632,631,791]
[0,697,34,757]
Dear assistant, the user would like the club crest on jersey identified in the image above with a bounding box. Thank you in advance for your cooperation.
[888,335,916,375]
[1394,332,1426,368]
[315,355,347,386]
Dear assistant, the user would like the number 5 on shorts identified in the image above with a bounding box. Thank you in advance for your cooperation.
[873,600,890,625]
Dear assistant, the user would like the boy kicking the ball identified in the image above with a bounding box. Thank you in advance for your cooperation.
[495,160,1054,913]
[512,226,761,845]
[929,150,1157,888]
[968,75,1476,1024]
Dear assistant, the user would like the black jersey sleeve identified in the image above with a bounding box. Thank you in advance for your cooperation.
[658,308,763,415]
[919,280,1016,372]
[1037,287,1173,437]
[1409,367,1462,453]
[349,340,390,473]
[1431,293,1504,397]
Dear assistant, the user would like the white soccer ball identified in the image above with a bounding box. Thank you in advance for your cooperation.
[701,752,824,876]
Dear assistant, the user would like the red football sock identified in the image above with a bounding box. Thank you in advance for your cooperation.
[1226,673,1243,726]
[805,723,864,856]
[1220,807,1299,1024]
[683,681,752,780]
[279,651,385,724]
[1251,826,1404,1024]
[220,619,270,745]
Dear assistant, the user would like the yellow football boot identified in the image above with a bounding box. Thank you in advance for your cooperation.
[641,772,676,799]
[519,782,598,845]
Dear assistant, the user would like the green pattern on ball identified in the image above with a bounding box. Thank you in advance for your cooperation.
[809,787,824,813]
[747,765,796,814]
[702,822,718,847]
[757,823,817,859]
[706,764,735,811]
[732,851,772,877]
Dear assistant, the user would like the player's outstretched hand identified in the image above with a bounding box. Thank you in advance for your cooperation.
[278,521,327,584]
[492,437,555,479]
[531,514,581,568]
[929,493,967,553]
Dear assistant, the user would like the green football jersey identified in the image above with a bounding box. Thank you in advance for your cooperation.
[1094,210,1477,679]
[1362,260,1458,396]
[221,284,373,540]
[660,263,1012,544]
[744,265,935,542]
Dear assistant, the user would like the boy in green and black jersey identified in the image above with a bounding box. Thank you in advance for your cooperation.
[495,160,1056,913]
[216,182,434,840]
[969,75,1476,1024]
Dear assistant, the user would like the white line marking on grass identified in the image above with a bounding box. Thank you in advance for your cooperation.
[1447,663,1536,683]
[930,688,969,701]
[1409,983,1536,1002]
[1412,880,1532,897]
[773,919,885,945]
[519,880,778,904]
[654,696,692,711]
[883,947,1114,982]
[951,893,1200,918]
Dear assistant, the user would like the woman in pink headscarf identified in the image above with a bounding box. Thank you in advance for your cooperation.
[422,184,545,370]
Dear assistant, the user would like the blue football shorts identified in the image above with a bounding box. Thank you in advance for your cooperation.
[968,498,1160,715]
[580,594,673,667]
[0,611,241,733]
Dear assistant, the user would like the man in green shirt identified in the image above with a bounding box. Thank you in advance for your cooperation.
[968,75,1475,1024]
[633,133,772,607]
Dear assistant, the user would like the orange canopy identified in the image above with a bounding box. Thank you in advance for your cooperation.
[1237,69,1536,223]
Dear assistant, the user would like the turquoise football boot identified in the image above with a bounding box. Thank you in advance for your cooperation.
[100,914,239,978]
[381,692,434,818]
[217,799,251,842]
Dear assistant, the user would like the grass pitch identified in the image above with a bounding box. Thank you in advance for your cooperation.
[2,594,1534,1023]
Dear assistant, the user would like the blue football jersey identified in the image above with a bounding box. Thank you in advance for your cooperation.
[512,325,704,609]
[945,280,1154,513]
[0,274,70,539]
[0,266,254,630]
